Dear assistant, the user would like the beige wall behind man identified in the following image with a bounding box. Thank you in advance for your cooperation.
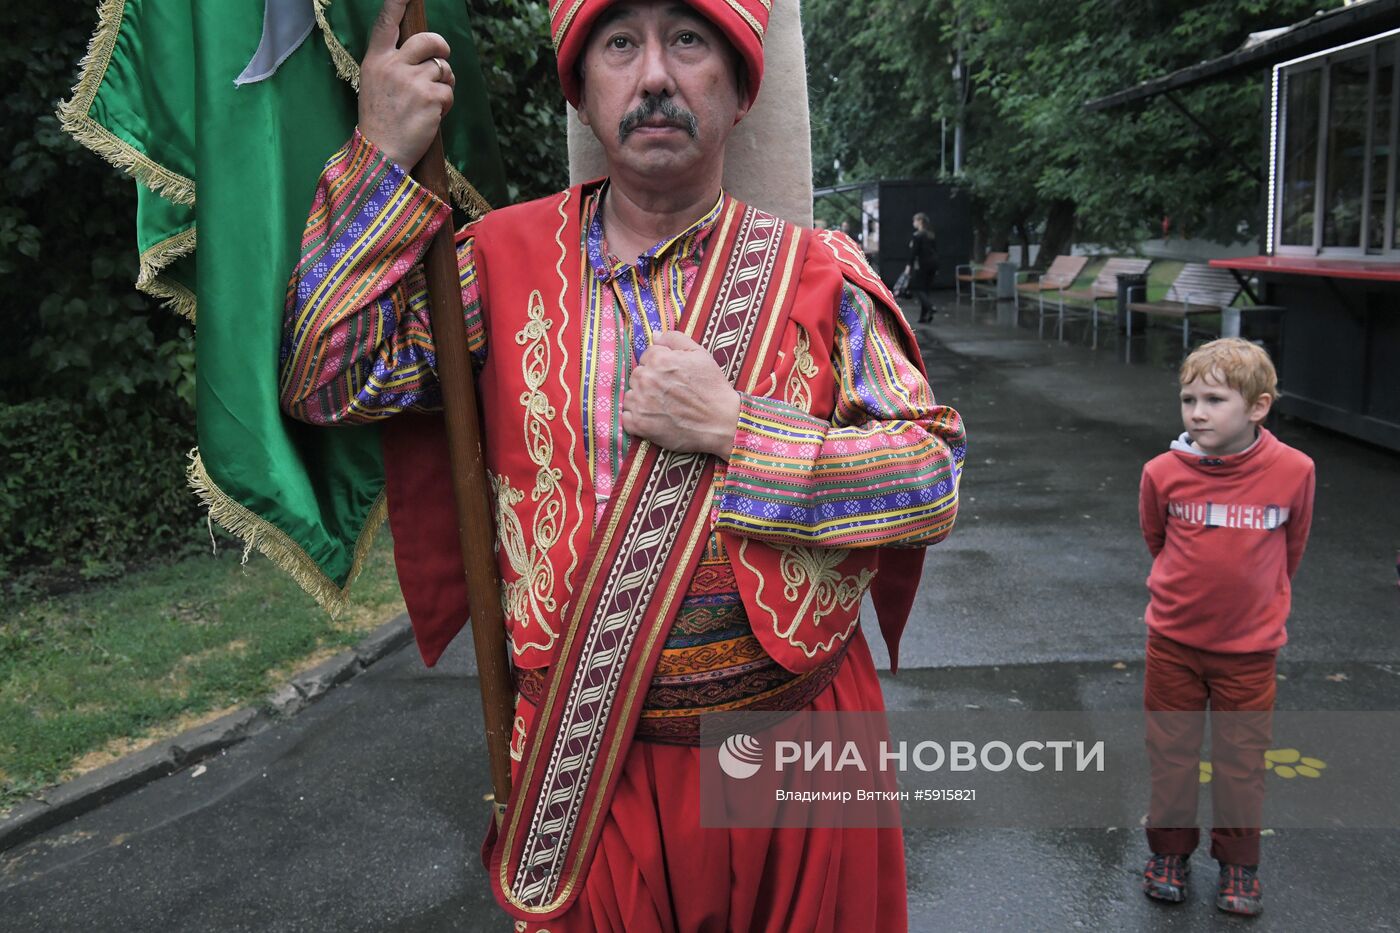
[567,0,814,227]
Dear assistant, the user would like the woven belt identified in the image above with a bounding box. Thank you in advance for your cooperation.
[514,551,847,744]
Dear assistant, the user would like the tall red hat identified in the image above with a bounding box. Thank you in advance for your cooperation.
[551,0,770,109]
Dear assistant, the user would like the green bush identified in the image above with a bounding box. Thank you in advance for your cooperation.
[0,399,200,589]
[469,0,568,204]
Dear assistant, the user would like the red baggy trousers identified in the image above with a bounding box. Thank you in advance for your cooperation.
[511,632,907,932]
[1143,631,1277,866]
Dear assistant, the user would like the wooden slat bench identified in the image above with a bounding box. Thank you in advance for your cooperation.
[1127,263,1242,350]
[1052,257,1153,346]
[954,251,1010,304]
[1012,255,1089,332]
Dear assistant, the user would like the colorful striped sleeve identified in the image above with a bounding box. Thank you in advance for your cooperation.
[279,130,487,426]
[714,282,966,548]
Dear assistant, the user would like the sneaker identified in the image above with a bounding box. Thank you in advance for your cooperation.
[1143,853,1190,903]
[1216,863,1263,916]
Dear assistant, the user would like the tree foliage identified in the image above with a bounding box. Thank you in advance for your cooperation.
[806,1,950,188]
[470,0,569,203]
[806,0,1327,259]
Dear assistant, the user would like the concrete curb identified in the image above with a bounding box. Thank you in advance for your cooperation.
[0,613,414,854]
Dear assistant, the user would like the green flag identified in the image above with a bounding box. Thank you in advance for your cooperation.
[59,0,506,611]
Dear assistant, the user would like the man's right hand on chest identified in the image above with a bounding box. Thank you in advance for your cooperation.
[357,0,457,170]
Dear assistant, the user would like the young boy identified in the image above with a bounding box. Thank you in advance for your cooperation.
[1138,338,1315,916]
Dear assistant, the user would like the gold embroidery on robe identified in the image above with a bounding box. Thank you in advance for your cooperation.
[739,538,877,658]
[510,708,528,762]
[491,291,566,654]
[551,192,586,597]
[784,325,818,412]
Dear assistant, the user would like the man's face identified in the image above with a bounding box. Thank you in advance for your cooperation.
[576,1,748,186]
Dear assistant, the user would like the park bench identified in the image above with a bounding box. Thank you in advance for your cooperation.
[1012,255,1089,331]
[954,251,1010,304]
[1126,263,1242,350]
[1052,256,1154,345]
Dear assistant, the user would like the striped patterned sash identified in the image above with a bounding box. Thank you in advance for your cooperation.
[490,199,806,921]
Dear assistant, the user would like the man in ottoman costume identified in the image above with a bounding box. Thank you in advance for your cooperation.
[279,0,966,927]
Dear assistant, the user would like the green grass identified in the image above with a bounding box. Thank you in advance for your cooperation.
[1145,260,1184,302]
[1066,257,1184,302]
[0,533,405,811]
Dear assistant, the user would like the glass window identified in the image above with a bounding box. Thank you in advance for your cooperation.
[1322,55,1370,248]
[1275,36,1400,257]
[1388,41,1400,255]
[1369,54,1393,253]
[1280,68,1321,246]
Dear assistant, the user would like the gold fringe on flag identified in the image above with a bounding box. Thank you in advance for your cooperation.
[447,163,493,221]
[137,227,198,322]
[56,0,197,207]
[186,449,389,617]
[312,0,365,89]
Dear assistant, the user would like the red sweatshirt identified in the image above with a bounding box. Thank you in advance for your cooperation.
[1139,427,1315,654]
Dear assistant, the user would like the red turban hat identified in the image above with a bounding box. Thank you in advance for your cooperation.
[551,0,770,110]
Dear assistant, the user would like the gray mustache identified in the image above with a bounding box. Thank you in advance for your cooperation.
[618,96,699,142]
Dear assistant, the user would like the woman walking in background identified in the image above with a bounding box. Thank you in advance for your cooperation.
[905,212,939,323]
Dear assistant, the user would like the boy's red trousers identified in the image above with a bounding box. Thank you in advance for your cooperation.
[1144,631,1277,866]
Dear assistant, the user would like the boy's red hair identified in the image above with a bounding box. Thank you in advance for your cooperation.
[1179,337,1278,404]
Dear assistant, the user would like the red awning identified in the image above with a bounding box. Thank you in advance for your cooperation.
[1210,255,1400,283]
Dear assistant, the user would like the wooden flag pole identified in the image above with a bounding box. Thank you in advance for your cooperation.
[399,0,515,819]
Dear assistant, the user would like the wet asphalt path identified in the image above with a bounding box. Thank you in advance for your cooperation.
[3,294,1398,931]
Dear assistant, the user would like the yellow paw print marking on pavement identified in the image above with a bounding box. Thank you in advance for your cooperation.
[1265,748,1327,779]
[1197,750,1327,783]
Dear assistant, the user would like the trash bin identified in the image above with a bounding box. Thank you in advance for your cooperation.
[1116,272,1148,333]
[996,261,1017,301]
